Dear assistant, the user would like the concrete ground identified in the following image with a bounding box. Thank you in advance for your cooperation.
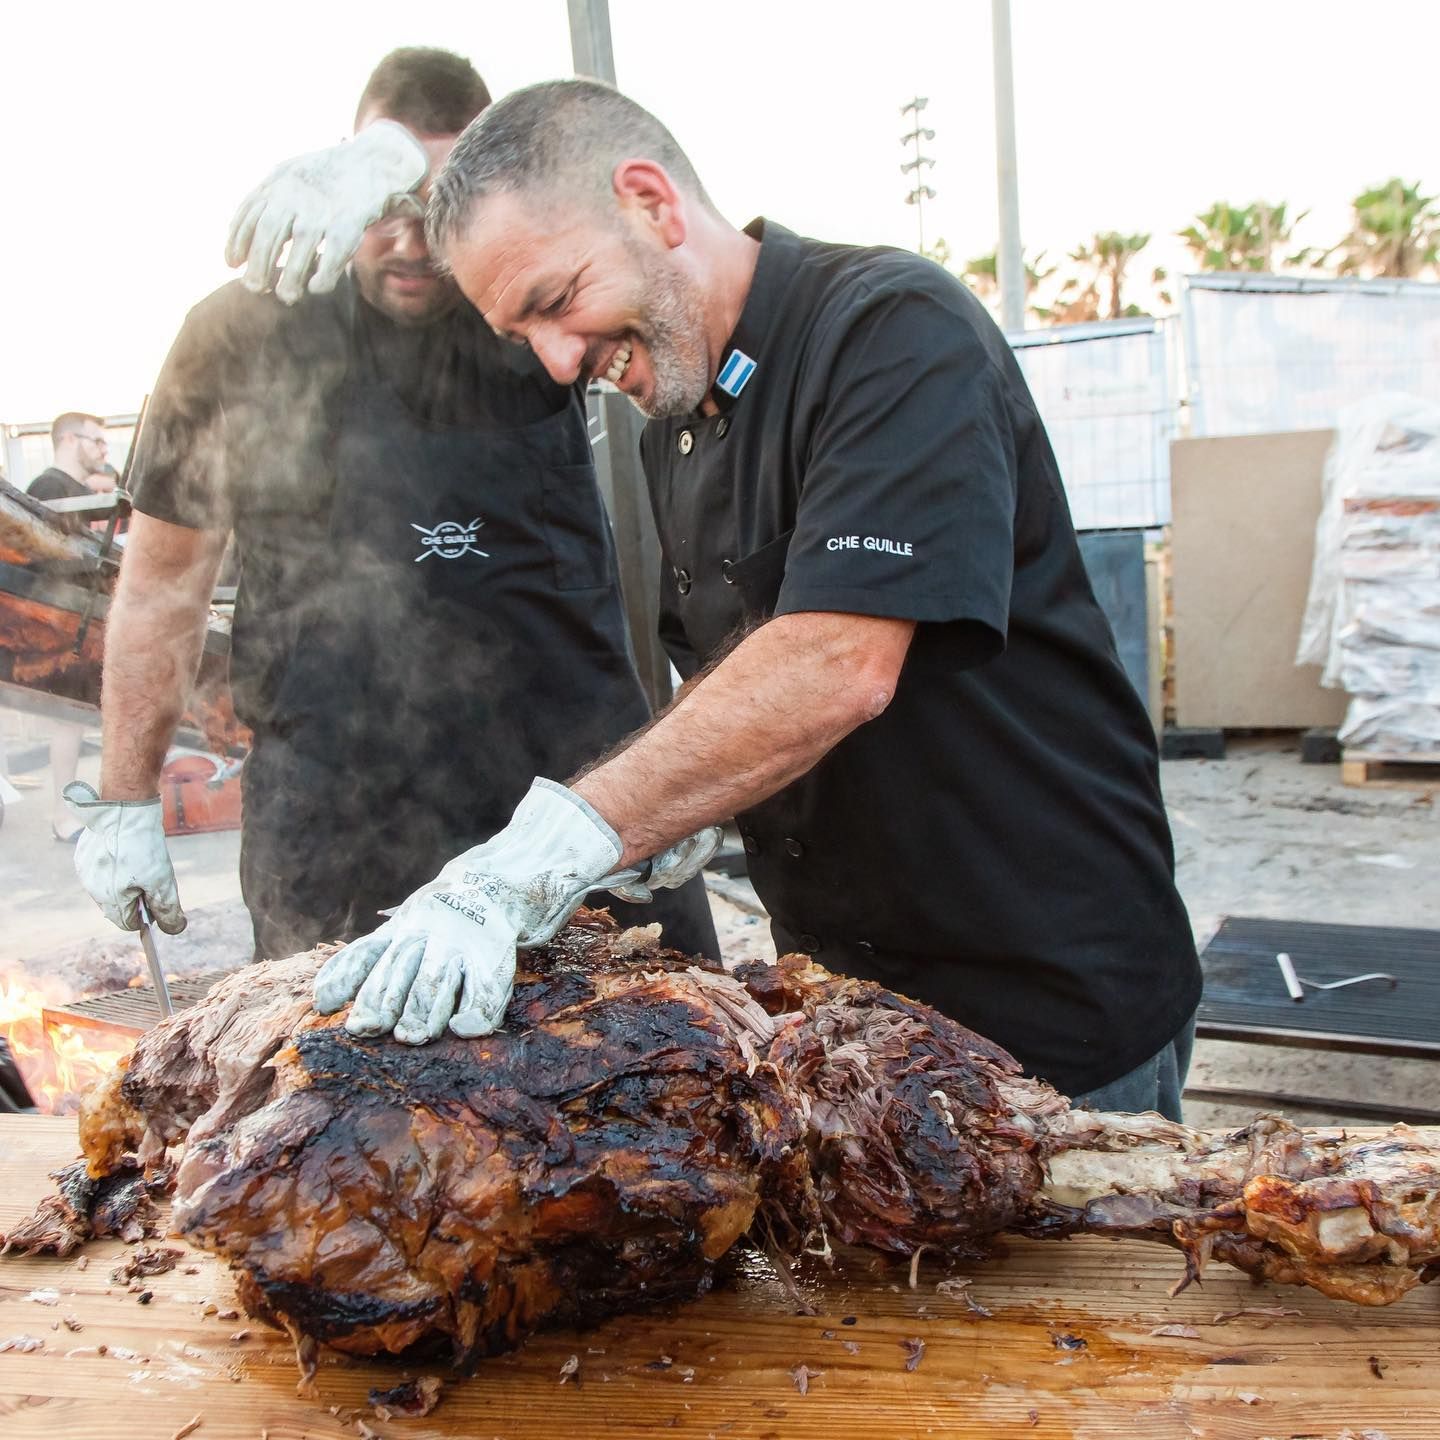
[4,708,1437,1128]
[1162,735,1439,1128]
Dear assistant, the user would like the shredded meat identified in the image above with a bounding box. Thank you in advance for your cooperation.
[28,911,1440,1372]
[0,1158,169,1255]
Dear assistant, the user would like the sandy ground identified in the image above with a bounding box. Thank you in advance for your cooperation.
[1162,735,1439,1127]
[4,710,1437,1127]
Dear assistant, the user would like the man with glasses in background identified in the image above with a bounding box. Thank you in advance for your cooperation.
[28,412,112,520]
[66,49,719,964]
[29,412,115,840]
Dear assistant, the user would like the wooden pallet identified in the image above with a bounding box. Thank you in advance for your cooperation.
[1341,749,1440,791]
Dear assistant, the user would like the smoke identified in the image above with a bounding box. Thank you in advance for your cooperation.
[119,277,652,932]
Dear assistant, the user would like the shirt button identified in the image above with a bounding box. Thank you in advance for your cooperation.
[743,834,761,856]
[797,933,820,954]
[855,940,876,955]
[784,837,804,858]
[678,429,694,455]
[715,417,730,438]
[675,568,692,595]
[721,559,735,584]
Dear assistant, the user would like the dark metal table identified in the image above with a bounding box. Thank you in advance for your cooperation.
[1191,915,1440,1123]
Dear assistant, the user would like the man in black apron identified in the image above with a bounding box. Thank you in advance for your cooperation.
[240,80,1201,1115]
[67,52,717,964]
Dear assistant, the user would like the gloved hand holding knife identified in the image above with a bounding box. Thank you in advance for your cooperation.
[64,782,187,934]
[314,779,720,1044]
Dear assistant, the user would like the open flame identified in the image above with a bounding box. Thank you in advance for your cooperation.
[0,969,136,1115]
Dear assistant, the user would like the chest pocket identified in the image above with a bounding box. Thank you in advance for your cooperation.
[726,528,795,622]
[541,463,617,591]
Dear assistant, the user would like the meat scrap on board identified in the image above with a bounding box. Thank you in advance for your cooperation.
[9,910,1439,1375]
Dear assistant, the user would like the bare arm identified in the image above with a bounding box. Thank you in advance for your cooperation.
[99,513,227,799]
[573,611,915,867]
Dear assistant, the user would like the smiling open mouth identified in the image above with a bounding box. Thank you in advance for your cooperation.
[604,339,633,385]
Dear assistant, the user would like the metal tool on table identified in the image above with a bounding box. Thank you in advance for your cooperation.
[137,900,175,1017]
[1275,951,1398,1003]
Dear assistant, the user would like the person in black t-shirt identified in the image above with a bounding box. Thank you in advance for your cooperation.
[229,81,1200,1106]
[30,411,113,839]
[65,53,719,967]
[28,411,112,530]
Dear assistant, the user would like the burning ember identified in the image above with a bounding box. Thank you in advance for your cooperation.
[0,970,135,1115]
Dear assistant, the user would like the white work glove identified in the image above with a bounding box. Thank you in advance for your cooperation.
[63,782,187,934]
[225,119,429,305]
[605,826,723,902]
[313,779,724,1044]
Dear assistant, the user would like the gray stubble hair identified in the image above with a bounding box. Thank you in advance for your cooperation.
[425,77,712,261]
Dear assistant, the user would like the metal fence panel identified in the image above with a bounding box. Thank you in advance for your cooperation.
[1183,274,1440,438]
[1009,318,1176,531]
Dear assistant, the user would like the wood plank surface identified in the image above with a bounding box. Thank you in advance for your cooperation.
[2,1116,1435,1439]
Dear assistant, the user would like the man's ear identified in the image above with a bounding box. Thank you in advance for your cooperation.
[612,158,687,249]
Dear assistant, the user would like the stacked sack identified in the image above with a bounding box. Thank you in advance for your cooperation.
[1298,394,1440,754]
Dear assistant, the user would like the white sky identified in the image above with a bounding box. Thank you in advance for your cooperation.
[2,0,1436,423]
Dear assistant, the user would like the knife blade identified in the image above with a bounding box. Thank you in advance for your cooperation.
[137,901,175,1017]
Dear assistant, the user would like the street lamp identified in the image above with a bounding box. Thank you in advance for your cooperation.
[899,98,936,253]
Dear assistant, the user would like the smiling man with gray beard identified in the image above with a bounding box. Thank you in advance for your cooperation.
[226,79,1197,1109]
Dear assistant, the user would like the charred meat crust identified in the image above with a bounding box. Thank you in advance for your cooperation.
[46,909,1440,1369]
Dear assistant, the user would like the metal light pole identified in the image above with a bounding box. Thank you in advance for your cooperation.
[991,0,1026,331]
[899,97,937,254]
[567,0,617,84]
[564,0,674,707]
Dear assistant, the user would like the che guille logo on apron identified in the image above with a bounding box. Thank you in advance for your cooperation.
[411,517,490,562]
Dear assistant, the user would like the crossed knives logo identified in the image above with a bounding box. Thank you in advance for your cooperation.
[412,516,489,562]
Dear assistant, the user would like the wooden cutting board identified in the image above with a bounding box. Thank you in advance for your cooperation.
[2,1116,1434,1439]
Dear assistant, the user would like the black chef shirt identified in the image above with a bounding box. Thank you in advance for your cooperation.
[28,467,92,534]
[641,220,1199,1096]
[128,276,572,732]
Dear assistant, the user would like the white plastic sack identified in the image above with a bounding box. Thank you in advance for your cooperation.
[1297,393,1440,675]
[1300,394,1440,754]
[1339,696,1440,752]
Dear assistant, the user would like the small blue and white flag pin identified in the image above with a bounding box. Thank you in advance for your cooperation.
[715,348,757,399]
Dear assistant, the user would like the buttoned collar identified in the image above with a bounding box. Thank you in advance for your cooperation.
[708,218,803,415]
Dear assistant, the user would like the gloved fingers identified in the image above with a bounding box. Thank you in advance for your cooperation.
[606,881,654,904]
[314,931,390,1014]
[393,945,465,1045]
[99,891,140,933]
[115,886,144,932]
[275,224,323,306]
[514,891,589,949]
[448,951,516,1038]
[146,884,188,936]
[657,825,724,887]
[307,221,365,295]
[242,206,294,294]
[347,933,428,1037]
[225,187,267,269]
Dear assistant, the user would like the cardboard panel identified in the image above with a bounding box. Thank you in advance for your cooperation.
[1172,430,1349,729]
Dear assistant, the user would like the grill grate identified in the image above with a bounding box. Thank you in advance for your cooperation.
[1197,917,1440,1058]
[42,971,233,1038]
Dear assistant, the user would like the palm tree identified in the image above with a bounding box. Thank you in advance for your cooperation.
[1061,232,1151,320]
[960,248,1057,315]
[1326,179,1439,278]
[1179,200,1313,272]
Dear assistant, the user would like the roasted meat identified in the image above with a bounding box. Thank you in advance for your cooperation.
[40,912,1440,1372]
[0,1157,169,1256]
